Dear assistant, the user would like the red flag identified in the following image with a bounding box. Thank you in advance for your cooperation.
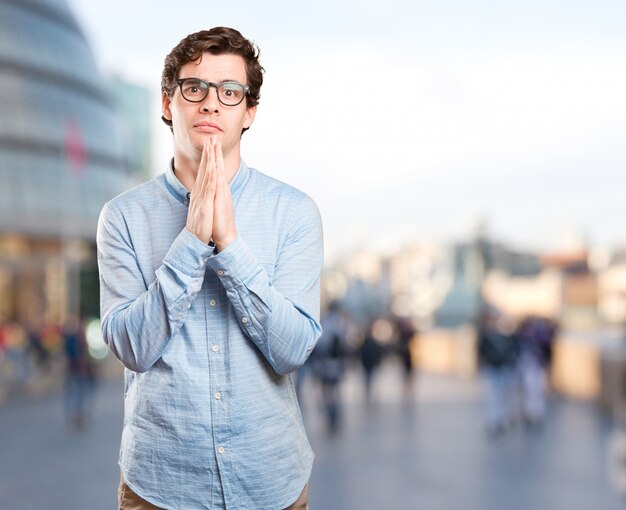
[64,118,87,177]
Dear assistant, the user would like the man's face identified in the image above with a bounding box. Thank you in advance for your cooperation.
[162,52,256,163]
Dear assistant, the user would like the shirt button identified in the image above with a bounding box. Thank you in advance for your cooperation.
[241,317,249,324]
[215,392,222,400]
[218,446,225,454]
[209,299,216,307]
[217,269,225,276]
[212,345,219,352]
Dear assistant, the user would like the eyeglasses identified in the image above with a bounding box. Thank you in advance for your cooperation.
[175,78,249,106]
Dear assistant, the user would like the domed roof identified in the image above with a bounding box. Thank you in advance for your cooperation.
[0,0,130,239]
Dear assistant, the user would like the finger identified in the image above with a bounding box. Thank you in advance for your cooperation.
[191,139,207,196]
[215,141,227,197]
[206,137,218,197]
[214,142,233,216]
[215,141,225,178]
[200,139,212,197]
[211,140,237,249]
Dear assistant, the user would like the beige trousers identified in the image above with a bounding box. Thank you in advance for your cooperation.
[118,474,309,510]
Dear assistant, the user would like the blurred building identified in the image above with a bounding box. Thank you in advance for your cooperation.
[0,0,144,328]
[107,76,152,181]
[598,251,626,327]
[326,232,544,329]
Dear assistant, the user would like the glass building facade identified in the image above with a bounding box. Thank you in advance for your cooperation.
[0,0,135,328]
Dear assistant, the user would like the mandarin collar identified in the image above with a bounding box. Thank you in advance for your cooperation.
[164,159,189,205]
[164,158,250,206]
[229,159,250,199]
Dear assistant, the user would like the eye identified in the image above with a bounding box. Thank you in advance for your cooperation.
[182,79,205,96]
[220,82,244,98]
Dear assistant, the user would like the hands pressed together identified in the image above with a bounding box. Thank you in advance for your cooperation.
[185,137,237,252]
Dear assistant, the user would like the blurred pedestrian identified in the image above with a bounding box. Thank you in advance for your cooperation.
[515,316,557,427]
[63,316,96,429]
[477,306,519,436]
[0,323,6,361]
[359,320,386,403]
[97,27,322,509]
[310,301,350,434]
[394,316,417,398]
[3,322,31,383]
[26,321,50,372]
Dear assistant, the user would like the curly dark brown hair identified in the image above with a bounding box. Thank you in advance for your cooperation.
[161,27,264,130]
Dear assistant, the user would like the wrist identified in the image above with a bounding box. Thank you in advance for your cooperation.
[215,232,237,253]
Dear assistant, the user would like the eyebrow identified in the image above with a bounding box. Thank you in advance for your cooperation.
[179,77,243,83]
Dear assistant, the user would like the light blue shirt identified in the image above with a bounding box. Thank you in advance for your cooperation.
[97,160,323,509]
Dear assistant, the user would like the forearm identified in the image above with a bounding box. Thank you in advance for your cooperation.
[227,271,321,375]
[101,262,204,372]
[98,217,210,372]
[209,235,322,375]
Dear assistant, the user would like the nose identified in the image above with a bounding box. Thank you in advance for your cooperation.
[201,86,219,113]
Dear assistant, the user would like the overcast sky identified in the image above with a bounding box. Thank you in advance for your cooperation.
[68,0,626,262]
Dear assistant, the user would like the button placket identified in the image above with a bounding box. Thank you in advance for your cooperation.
[206,283,228,466]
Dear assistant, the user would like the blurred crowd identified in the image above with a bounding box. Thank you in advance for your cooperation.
[0,317,98,428]
[0,301,559,437]
[301,300,559,438]
[301,301,419,434]
[0,320,64,383]
[477,306,558,437]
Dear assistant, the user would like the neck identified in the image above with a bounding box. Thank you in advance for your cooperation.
[173,146,240,191]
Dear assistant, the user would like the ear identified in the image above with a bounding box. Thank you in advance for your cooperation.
[162,90,172,122]
[243,105,257,130]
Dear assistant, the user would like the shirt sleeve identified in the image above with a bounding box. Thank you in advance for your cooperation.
[97,201,212,372]
[206,194,323,375]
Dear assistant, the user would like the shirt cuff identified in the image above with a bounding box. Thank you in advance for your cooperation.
[163,228,214,276]
[206,235,259,290]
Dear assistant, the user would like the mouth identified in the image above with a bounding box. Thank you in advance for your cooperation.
[194,121,222,133]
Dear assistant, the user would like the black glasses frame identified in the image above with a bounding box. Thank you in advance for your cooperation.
[175,78,250,106]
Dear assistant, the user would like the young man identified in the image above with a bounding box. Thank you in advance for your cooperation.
[97,27,323,509]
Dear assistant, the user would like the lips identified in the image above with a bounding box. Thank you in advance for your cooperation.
[194,121,222,132]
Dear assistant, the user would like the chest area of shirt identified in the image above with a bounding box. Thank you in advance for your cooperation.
[136,201,282,282]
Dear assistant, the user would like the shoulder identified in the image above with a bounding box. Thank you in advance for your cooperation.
[98,175,167,238]
[247,167,303,195]
[105,174,165,211]
[247,167,320,219]
[100,174,167,222]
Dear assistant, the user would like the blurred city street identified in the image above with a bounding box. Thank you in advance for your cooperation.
[2,1,626,509]
[1,360,624,510]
